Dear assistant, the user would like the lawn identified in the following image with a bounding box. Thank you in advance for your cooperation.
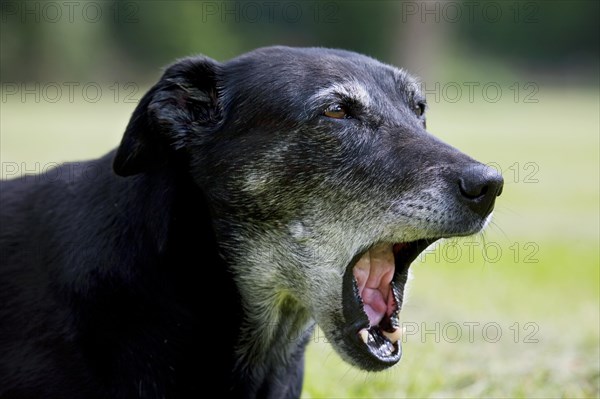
[1,85,598,398]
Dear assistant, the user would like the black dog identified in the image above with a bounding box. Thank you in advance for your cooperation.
[0,46,503,398]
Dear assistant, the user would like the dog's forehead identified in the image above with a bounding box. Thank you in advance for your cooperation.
[224,46,421,105]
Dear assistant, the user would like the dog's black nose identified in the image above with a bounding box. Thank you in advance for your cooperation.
[458,164,504,217]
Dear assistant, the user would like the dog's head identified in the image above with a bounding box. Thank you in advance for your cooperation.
[113,46,503,371]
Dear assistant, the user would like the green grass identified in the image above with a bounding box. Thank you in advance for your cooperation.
[1,85,598,398]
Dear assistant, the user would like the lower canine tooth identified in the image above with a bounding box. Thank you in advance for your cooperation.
[359,328,369,344]
[382,328,403,344]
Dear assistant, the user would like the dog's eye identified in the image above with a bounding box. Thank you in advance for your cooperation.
[415,102,426,117]
[324,104,349,119]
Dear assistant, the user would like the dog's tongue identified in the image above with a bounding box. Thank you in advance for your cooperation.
[352,243,395,326]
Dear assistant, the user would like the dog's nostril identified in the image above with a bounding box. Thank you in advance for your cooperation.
[458,164,504,217]
[459,179,489,199]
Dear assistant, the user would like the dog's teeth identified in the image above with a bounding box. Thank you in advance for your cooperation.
[385,341,394,355]
[358,328,369,344]
[382,328,403,344]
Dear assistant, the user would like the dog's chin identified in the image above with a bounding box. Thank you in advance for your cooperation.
[333,238,438,371]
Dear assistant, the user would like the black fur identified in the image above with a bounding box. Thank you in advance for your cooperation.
[0,46,503,398]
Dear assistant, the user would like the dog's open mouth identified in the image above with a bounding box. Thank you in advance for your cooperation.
[342,239,437,370]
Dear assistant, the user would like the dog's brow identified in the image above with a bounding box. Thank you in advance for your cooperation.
[310,81,372,108]
[394,69,422,100]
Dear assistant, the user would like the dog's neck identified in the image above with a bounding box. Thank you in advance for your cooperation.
[233,290,314,396]
[205,214,316,396]
[141,168,315,397]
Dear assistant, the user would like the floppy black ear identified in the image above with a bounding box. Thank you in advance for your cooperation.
[113,56,222,176]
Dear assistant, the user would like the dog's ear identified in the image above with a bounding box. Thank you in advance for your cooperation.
[113,56,222,176]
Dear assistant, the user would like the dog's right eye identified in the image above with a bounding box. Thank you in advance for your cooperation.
[415,102,426,117]
[324,104,349,119]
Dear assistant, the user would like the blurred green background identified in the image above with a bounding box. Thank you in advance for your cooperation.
[1,1,598,398]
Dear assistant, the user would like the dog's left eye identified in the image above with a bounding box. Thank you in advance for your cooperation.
[324,104,349,119]
[415,102,426,117]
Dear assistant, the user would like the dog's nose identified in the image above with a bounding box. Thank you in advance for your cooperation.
[458,164,504,217]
